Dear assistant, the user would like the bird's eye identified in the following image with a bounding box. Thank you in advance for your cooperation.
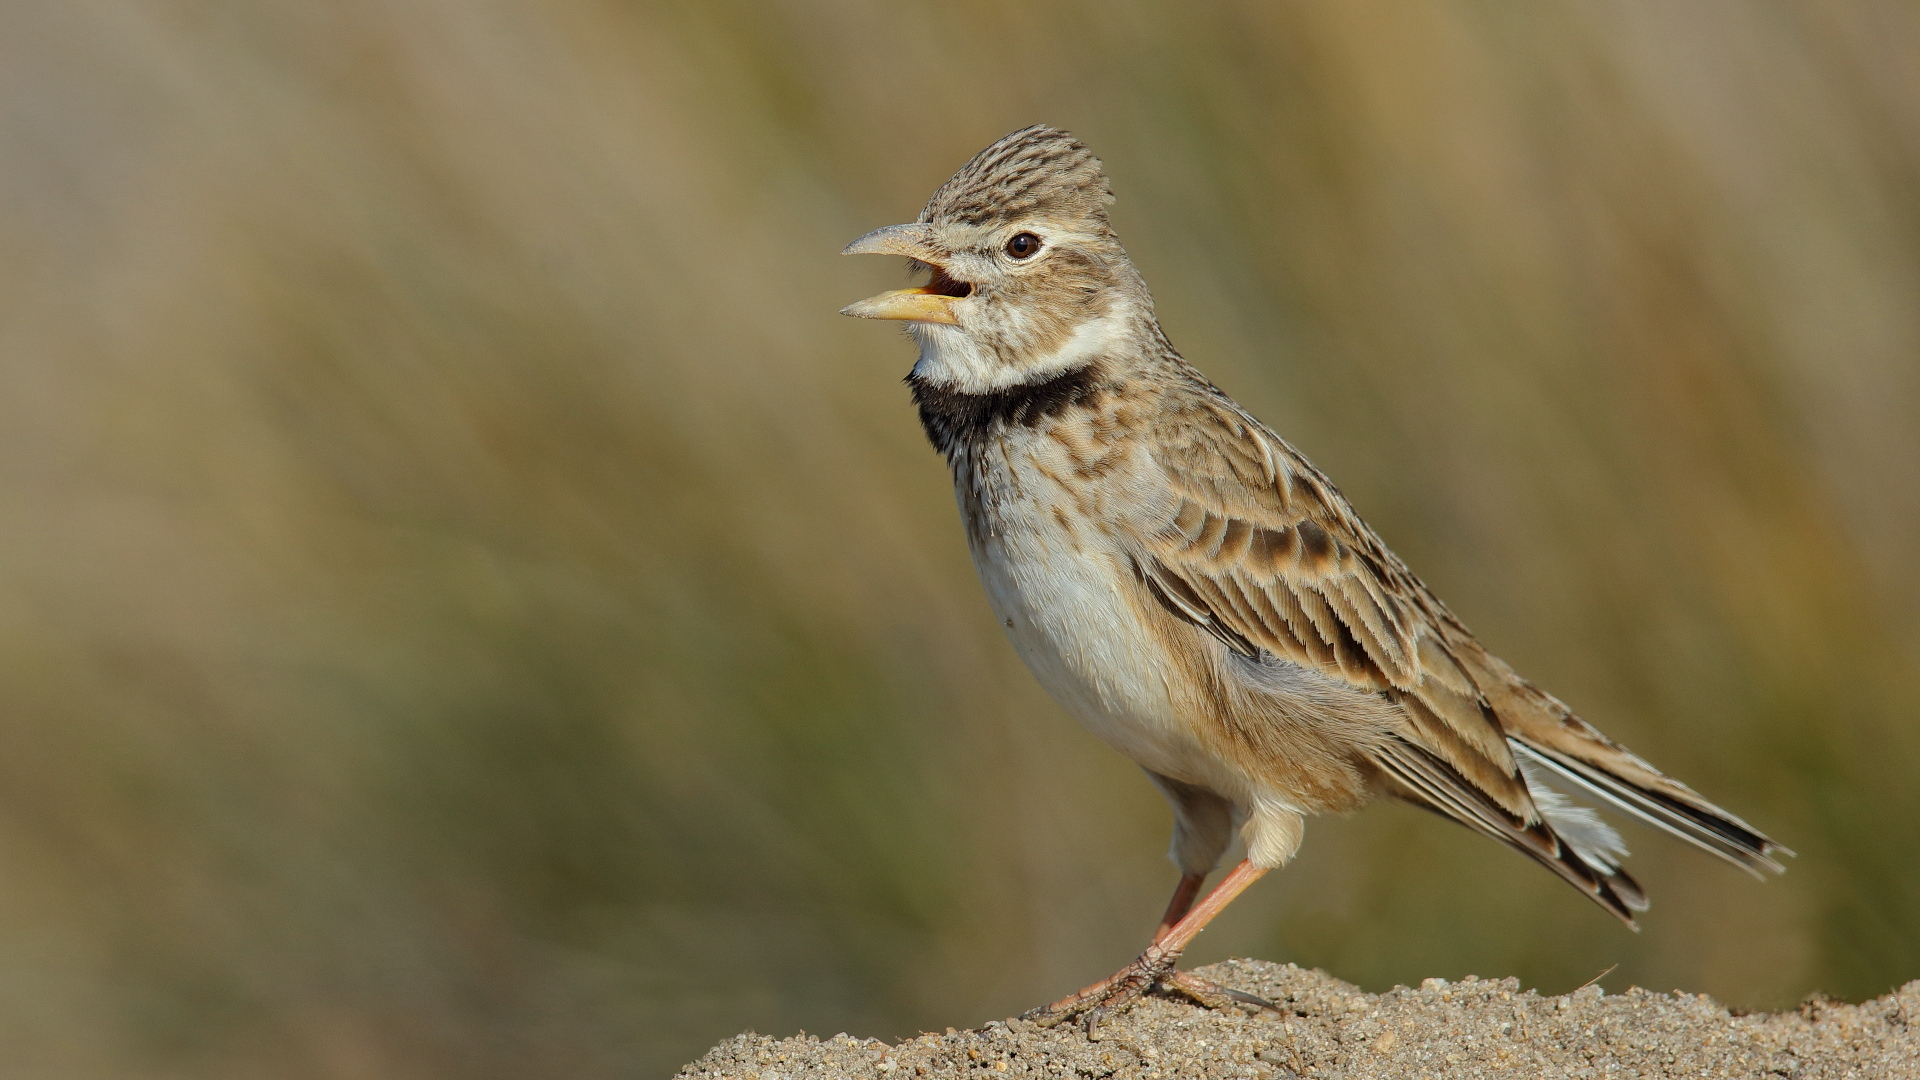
[1005,232,1042,259]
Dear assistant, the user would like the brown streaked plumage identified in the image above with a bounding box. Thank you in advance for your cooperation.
[842,125,1788,1033]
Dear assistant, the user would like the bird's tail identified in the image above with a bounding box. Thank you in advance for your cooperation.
[1509,737,1790,879]
[1373,736,1650,926]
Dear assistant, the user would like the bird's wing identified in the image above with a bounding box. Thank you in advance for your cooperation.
[1138,393,1784,920]
[1141,393,1531,813]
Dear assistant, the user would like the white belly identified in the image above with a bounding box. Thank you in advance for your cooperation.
[966,495,1223,789]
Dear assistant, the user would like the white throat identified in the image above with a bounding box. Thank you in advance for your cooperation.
[910,302,1136,394]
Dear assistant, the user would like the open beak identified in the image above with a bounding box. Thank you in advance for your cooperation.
[840,223,970,326]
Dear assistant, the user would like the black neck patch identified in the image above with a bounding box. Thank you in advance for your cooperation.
[907,363,1106,456]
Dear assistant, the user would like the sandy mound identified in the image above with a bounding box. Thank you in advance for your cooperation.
[680,960,1918,1079]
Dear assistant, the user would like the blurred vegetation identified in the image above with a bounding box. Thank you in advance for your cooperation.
[1,1,1917,1076]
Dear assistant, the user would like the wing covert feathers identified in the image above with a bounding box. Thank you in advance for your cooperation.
[1142,391,1788,918]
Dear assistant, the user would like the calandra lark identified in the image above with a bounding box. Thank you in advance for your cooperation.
[841,126,1787,1030]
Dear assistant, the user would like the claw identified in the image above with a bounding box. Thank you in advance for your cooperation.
[1081,964,1159,1039]
[1026,957,1280,1038]
[1158,970,1278,1013]
[1021,1000,1077,1030]
[1028,948,1220,1038]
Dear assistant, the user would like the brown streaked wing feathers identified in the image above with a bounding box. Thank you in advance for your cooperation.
[1141,394,1789,896]
[1143,397,1532,819]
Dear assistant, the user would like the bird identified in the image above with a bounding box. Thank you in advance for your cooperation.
[839,125,1788,1033]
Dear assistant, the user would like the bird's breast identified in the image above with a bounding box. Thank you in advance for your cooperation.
[953,429,1225,788]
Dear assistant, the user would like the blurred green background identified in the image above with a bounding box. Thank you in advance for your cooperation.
[3,1,1918,1076]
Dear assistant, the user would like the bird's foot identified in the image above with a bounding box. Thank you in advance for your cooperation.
[1021,950,1172,1038]
[1157,970,1277,1014]
[1022,951,1274,1039]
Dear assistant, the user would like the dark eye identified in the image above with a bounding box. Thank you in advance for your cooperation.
[1005,232,1042,259]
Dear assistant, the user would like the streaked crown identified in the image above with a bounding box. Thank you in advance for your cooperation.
[920,126,1114,231]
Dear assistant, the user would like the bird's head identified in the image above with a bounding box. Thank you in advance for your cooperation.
[841,126,1153,393]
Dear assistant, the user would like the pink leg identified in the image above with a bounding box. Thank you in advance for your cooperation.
[1152,872,1207,945]
[1028,860,1271,1033]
